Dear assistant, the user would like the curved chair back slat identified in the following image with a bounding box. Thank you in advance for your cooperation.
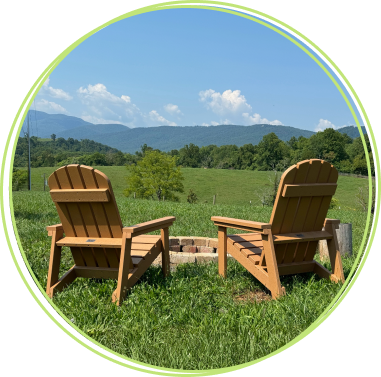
[48,164,123,268]
[269,159,338,264]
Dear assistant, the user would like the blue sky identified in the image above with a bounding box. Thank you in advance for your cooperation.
[34,8,358,131]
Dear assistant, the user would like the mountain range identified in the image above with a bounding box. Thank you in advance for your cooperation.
[24,111,366,153]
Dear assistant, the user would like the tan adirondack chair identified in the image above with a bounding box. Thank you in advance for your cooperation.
[212,159,345,298]
[46,164,175,305]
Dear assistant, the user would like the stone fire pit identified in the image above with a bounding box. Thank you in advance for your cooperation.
[152,236,233,270]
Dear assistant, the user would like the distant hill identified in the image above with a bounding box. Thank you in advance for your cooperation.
[86,124,315,153]
[25,111,366,153]
[25,111,92,137]
[337,126,367,138]
[57,123,129,139]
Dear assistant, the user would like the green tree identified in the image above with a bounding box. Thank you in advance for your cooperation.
[124,151,184,201]
[254,133,290,170]
[178,143,201,167]
[12,167,28,191]
[309,128,349,163]
[51,133,56,142]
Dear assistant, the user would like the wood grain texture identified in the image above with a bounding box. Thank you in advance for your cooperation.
[46,164,174,304]
[212,159,345,299]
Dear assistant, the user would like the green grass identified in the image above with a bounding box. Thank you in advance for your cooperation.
[12,187,369,370]
[13,166,370,368]
[24,166,369,209]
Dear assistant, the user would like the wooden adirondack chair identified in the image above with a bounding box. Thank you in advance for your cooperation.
[212,159,345,298]
[46,164,175,305]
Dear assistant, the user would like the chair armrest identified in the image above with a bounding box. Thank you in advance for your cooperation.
[324,218,340,230]
[211,216,271,233]
[46,224,63,236]
[123,216,176,237]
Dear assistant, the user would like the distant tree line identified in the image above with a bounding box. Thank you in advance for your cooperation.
[14,128,374,176]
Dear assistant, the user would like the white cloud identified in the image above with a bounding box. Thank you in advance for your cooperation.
[77,83,131,105]
[149,110,177,127]
[36,99,68,113]
[199,88,283,126]
[77,83,142,127]
[199,89,252,115]
[81,115,125,125]
[315,119,339,132]
[164,103,182,116]
[42,77,72,100]
[211,121,219,126]
[242,112,283,126]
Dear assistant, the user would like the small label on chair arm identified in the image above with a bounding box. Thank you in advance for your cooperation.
[86,239,96,242]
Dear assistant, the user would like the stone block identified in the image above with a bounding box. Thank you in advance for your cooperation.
[170,245,181,252]
[207,238,218,248]
[169,237,179,246]
[193,237,208,246]
[195,253,218,264]
[170,253,196,264]
[198,246,214,253]
[182,245,198,253]
[179,237,194,246]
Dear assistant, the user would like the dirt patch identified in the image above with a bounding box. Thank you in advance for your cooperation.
[233,290,271,303]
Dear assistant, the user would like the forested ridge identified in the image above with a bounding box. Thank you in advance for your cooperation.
[14,128,374,176]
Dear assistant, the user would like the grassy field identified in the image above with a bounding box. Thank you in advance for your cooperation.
[25,165,369,209]
[11,166,371,369]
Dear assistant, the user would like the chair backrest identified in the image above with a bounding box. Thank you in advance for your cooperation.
[48,164,123,267]
[269,159,338,264]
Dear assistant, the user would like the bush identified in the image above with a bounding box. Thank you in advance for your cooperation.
[12,168,28,191]
[187,189,198,204]
[329,197,340,209]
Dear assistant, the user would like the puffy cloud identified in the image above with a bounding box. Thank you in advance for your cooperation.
[41,77,72,100]
[315,119,337,132]
[81,115,125,125]
[77,83,142,127]
[164,103,182,115]
[36,99,68,113]
[200,88,283,126]
[199,89,252,115]
[149,110,177,127]
[242,112,283,126]
[77,83,131,105]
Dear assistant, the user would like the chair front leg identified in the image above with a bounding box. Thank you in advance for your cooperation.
[324,221,345,283]
[46,227,63,297]
[218,226,227,278]
[161,227,170,277]
[261,230,284,299]
[113,233,133,306]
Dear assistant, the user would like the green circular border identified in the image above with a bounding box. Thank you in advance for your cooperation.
[1,1,378,375]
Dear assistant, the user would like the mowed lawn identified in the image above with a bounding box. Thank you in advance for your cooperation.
[11,166,372,370]
[27,165,370,209]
